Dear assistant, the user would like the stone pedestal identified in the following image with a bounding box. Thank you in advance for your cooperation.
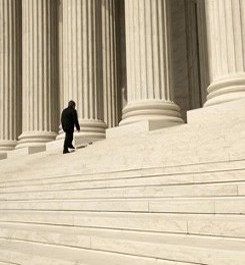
[121,0,183,126]
[7,146,46,159]
[16,0,59,149]
[0,0,22,151]
[205,0,245,106]
[0,152,7,160]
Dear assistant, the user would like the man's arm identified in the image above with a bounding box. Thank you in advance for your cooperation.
[73,110,80,132]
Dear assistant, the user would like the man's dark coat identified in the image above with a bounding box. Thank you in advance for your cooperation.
[61,106,80,132]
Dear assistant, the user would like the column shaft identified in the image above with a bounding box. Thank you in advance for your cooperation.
[102,0,119,128]
[121,0,183,126]
[61,0,106,144]
[205,0,245,106]
[17,0,59,148]
[0,0,21,151]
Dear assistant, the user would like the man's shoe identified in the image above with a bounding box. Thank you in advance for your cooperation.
[68,145,75,149]
[63,150,70,154]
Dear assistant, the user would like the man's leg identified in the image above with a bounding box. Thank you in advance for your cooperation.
[68,131,74,148]
[63,131,73,154]
[68,134,75,149]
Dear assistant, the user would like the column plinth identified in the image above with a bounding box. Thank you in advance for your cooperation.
[205,0,245,106]
[121,0,183,127]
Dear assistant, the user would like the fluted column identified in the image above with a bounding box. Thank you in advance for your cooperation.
[102,0,119,128]
[205,0,245,106]
[121,0,183,126]
[17,0,59,149]
[0,0,22,151]
[60,0,106,144]
[58,0,64,122]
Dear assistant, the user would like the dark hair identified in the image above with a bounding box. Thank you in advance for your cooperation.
[68,100,76,107]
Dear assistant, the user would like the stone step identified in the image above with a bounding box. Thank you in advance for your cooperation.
[1,167,245,194]
[0,211,245,238]
[187,98,245,125]
[3,158,245,185]
[1,154,244,188]
[0,197,244,214]
[0,238,194,265]
[0,243,86,265]
[0,181,242,200]
[0,223,245,265]
[1,102,245,265]
[2,116,245,178]
[2,159,245,187]
[85,115,245,164]
[0,262,16,265]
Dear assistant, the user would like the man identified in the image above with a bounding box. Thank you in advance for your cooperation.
[61,100,80,154]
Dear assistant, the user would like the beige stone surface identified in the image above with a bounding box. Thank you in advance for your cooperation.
[0,151,7,159]
[7,146,46,159]
[1,1,245,264]
[0,239,193,265]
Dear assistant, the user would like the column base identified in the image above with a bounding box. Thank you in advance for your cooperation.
[16,131,57,149]
[0,140,17,151]
[56,119,107,146]
[205,74,245,107]
[120,100,184,126]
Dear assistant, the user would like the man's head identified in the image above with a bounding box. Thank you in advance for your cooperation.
[68,100,76,108]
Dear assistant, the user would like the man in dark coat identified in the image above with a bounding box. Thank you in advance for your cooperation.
[61,100,80,154]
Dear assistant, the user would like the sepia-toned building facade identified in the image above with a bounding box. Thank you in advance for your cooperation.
[0,0,244,150]
[1,1,245,264]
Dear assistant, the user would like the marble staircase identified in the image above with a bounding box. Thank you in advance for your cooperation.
[1,100,245,264]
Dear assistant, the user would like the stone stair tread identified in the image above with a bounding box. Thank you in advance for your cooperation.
[1,116,245,175]
[0,223,245,265]
[0,182,242,200]
[1,209,245,220]
[0,262,18,265]
[2,158,245,184]
[0,244,86,265]
[0,211,245,238]
[0,197,245,214]
[2,167,245,193]
[0,239,194,265]
[1,101,245,264]
[1,221,245,248]
[3,157,244,176]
